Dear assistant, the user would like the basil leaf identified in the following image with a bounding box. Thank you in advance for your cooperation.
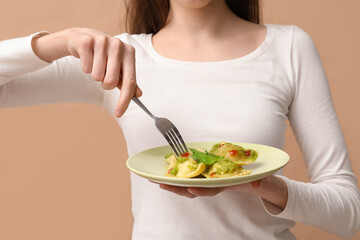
[190,148,222,165]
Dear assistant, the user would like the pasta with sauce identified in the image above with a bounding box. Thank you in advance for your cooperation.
[165,141,258,178]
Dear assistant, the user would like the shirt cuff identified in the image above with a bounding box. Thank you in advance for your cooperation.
[260,175,295,219]
[0,31,51,85]
[25,31,51,66]
[6,31,50,69]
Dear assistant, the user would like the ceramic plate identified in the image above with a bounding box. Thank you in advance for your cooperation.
[126,142,289,188]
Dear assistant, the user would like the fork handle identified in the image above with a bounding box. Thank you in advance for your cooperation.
[131,96,156,120]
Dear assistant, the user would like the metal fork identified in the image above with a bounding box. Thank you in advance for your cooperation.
[132,96,188,156]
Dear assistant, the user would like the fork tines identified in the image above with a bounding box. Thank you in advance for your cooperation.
[164,127,188,157]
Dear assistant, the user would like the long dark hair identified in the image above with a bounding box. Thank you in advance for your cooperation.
[125,0,261,34]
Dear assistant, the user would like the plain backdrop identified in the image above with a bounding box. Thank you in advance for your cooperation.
[0,0,359,239]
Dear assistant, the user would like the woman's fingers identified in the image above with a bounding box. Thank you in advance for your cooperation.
[251,179,262,189]
[114,45,138,117]
[154,179,265,199]
[77,35,94,73]
[134,85,143,97]
[227,179,264,196]
[188,187,226,197]
[91,36,107,82]
[155,182,225,198]
[102,38,122,90]
[159,184,197,198]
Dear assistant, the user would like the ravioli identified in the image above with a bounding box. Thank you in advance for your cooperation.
[202,158,252,178]
[209,141,258,166]
[164,142,258,179]
[165,153,206,178]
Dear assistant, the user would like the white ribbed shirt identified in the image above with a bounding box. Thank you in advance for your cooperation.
[0,24,359,239]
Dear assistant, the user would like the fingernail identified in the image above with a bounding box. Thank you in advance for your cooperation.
[251,180,262,189]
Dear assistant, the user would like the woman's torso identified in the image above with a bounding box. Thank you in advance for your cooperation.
[105,24,298,240]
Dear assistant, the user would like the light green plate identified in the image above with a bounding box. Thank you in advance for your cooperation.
[126,142,290,188]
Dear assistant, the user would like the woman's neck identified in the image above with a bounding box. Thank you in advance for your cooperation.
[152,0,266,62]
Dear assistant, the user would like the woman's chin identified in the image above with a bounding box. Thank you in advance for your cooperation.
[171,0,214,9]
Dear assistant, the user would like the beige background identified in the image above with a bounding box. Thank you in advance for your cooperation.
[0,0,359,239]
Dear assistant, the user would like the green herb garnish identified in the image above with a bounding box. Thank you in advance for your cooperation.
[190,148,223,165]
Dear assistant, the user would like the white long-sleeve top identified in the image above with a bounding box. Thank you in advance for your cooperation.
[1,24,359,240]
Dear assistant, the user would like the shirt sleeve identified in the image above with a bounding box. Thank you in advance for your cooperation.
[0,33,106,109]
[263,26,360,239]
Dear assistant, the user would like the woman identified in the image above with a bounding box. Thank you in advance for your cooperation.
[0,0,359,239]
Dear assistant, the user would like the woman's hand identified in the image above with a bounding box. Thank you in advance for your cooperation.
[31,28,142,117]
[156,175,288,209]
